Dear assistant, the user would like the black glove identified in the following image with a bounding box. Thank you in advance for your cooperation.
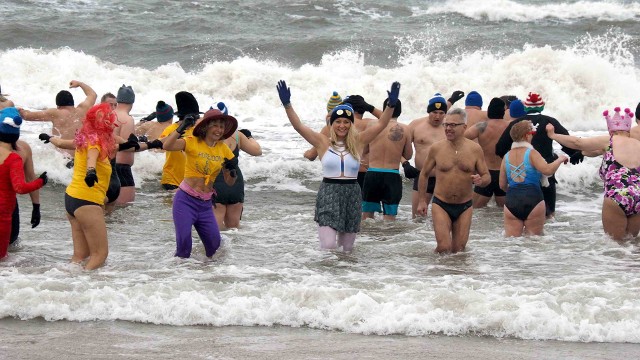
[128,133,141,151]
[239,129,252,139]
[85,167,98,187]
[31,203,41,228]
[402,161,420,179]
[176,114,197,134]
[570,152,584,165]
[38,171,48,186]
[223,157,238,178]
[39,133,51,144]
[343,95,374,114]
[140,112,157,122]
[146,139,163,150]
[448,90,465,105]
[137,135,148,143]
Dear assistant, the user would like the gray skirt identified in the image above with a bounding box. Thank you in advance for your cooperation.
[314,181,362,233]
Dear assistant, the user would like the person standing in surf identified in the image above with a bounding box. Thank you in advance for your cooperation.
[276,80,400,252]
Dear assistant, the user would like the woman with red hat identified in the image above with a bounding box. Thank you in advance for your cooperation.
[163,93,238,259]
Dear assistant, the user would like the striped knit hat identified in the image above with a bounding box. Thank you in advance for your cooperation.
[524,92,545,113]
[326,91,342,113]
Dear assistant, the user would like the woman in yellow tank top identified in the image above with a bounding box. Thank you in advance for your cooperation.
[163,93,238,259]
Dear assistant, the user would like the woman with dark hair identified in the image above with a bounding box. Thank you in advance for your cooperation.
[0,107,47,259]
[41,102,117,269]
[499,120,567,237]
[163,94,238,259]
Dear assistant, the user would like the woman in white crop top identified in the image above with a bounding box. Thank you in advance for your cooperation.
[276,80,401,252]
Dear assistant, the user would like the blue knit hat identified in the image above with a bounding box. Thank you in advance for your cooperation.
[465,91,483,107]
[427,93,447,113]
[0,107,22,142]
[509,99,526,118]
[155,101,174,122]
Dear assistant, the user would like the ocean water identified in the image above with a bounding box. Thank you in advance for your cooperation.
[2,0,640,349]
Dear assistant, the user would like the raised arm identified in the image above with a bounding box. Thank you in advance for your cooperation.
[545,123,609,153]
[358,82,400,144]
[163,116,196,151]
[277,80,326,150]
[238,129,262,156]
[69,80,97,111]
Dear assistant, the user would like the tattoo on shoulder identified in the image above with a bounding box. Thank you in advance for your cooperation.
[477,122,487,133]
[388,124,404,141]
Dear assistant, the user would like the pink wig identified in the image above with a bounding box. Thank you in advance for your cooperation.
[74,103,118,160]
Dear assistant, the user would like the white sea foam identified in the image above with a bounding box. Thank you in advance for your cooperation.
[414,0,640,22]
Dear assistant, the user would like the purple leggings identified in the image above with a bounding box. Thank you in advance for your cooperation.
[173,189,221,258]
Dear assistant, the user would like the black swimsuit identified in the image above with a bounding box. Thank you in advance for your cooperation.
[432,196,473,222]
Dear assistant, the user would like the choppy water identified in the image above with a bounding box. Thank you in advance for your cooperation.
[1,0,640,344]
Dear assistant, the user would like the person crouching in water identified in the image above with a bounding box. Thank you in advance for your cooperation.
[499,121,567,237]
[41,103,117,269]
[163,105,238,259]
[0,107,48,259]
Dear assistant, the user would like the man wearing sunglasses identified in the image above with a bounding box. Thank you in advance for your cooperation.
[416,108,490,254]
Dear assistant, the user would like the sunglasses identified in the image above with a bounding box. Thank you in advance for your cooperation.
[335,109,352,117]
[442,122,465,128]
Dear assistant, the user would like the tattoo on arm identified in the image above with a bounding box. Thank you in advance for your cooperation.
[476,122,487,134]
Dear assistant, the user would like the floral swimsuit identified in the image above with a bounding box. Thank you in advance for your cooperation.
[598,137,640,216]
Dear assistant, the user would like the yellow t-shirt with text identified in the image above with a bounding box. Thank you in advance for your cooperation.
[183,135,234,185]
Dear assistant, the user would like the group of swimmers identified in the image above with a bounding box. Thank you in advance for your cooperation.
[279,81,640,253]
[0,82,261,268]
[1,80,639,269]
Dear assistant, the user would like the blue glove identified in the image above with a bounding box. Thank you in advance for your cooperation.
[387,82,400,108]
[276,80,291,107]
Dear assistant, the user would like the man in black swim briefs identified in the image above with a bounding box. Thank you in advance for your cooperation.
[416,108,490,254]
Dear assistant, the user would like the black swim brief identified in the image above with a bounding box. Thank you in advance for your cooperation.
[432,196,473,222]
[65,193,102,217]
[474,169,506,197]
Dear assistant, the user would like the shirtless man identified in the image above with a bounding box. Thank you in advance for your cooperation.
[361,99,412,220]
[464,91,487,129]
[101,93,117,110]
[403,93,451,218]
[136,101,175,140]
[416,108,490,253]
[19,80,97,161]
[113,85,137,204]
[464,98,511,208]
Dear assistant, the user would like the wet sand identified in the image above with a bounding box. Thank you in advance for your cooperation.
[1,318,638,360]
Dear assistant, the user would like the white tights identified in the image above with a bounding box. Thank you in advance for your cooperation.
[318,226,356,252]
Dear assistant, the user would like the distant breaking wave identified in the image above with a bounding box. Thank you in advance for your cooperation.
[413,0,640,22]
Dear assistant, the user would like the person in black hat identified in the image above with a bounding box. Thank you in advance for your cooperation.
[19,80,97,161]
[135,100,175,141]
